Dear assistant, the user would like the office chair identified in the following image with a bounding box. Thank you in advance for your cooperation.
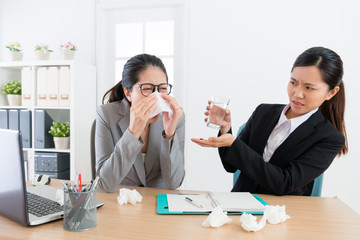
[310,173,323,197]
[232,124,324,197]
[232,123,245,186]
[90,119,96,180]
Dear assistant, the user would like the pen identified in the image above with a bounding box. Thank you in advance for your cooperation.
[84,181,92,192]
[185,197,203,208]
[78,173,82,192]
[90,176,100,191]
[60,181,68,191]
[82,176,100,210]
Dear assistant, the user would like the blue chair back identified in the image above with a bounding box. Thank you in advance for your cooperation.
[232,124,245,186]
[233,170,240,186]
[310,173,323,197]
[232,123,324,197]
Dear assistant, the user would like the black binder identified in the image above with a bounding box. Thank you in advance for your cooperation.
[34,110,54,148]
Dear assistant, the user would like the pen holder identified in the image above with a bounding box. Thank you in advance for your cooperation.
[63,188,97,231]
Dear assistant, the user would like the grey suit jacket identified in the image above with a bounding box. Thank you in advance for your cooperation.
[95,100,185,193]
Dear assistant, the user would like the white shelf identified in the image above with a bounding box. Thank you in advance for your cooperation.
[33,106,71,110]
[0,60,75,68]
[0,60,96,182]
[33,148,71,153]
[0,106,71,110]
[0,106,28,109]
[23,148,71,153]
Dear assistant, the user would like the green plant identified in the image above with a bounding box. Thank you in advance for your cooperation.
[48,121,70,137]
[2,80,22,95]
[34,44,53,52]
[5,41,22,52]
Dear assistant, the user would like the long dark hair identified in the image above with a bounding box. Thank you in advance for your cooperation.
[291,47,347,155]
[102,53,168,104]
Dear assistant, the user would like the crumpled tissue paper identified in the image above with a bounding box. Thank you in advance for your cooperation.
[240,213,267,232]
[263,205,291,224]
[56,189,64,206]
[202,206,232,228]
[240,205,291,232]
[117,188,143,205]
[148,92,173,119]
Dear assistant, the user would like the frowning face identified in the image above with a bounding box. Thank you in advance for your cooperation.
[286,66,339,119]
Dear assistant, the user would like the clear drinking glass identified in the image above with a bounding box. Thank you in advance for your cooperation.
[206,95,230,130]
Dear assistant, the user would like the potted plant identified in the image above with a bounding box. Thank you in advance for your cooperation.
[48,121,70,149]
[59,41,77,60]
[34,44,53,60]
[2,80,22,106]
[5,41,23,61]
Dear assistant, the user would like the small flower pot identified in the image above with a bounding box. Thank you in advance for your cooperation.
[60,48,75,60]
[35,50,50,61]
[53,137,70,149]
[7,94,22,106]
[9,51,23,61]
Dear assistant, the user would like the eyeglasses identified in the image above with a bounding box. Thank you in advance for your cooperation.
[136,83,173,97]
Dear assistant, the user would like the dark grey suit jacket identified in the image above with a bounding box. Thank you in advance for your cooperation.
[219,104,345,196]
[96,100,185,193]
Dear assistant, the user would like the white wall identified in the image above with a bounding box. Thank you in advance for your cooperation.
[183,0,360,215]
[1,0,359,214]
[0,0,95,64]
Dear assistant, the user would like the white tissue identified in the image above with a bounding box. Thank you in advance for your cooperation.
[202,207,232,228]
[148,92,173,119]
[263,205,291,224]
[239,205,290,232]
[117,188,143,205]
[240,213,266,232]
[56,189,64,206]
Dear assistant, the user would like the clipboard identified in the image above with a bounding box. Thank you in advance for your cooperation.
[156,194,268,215]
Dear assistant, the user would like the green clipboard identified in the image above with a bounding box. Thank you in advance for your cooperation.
[156,194,268,215]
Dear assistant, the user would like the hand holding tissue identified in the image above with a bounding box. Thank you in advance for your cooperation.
[117,188,143,205]
[148,92,173,119]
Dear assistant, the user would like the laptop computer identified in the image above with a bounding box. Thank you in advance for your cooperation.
[0,129,104,226]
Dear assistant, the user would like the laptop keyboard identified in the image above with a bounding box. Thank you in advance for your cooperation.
[27,192,63,217]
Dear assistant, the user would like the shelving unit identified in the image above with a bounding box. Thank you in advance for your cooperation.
[0,60,96,183]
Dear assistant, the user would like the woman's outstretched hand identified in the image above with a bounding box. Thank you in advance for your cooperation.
[191,134,236,148]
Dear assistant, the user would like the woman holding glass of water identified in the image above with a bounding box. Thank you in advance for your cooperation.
[192,47,348,196]
[96,54,185,193]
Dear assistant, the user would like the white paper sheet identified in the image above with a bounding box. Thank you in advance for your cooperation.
[167,192,265,213]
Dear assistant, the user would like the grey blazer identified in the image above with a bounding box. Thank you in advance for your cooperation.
[95,99,185,193]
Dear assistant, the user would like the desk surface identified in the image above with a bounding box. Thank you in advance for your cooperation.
[1,180,360,240]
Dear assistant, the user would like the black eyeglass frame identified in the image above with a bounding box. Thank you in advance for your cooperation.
[136,83,173,97]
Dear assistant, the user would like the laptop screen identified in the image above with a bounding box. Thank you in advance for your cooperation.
[0,129,29,226]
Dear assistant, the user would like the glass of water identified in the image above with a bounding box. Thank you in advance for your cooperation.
[206,95,230,130]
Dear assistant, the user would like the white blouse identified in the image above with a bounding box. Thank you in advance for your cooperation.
[263,105,318,162]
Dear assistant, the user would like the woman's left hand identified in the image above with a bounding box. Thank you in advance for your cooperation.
[191,134,236,148]
[161,94,183,140]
